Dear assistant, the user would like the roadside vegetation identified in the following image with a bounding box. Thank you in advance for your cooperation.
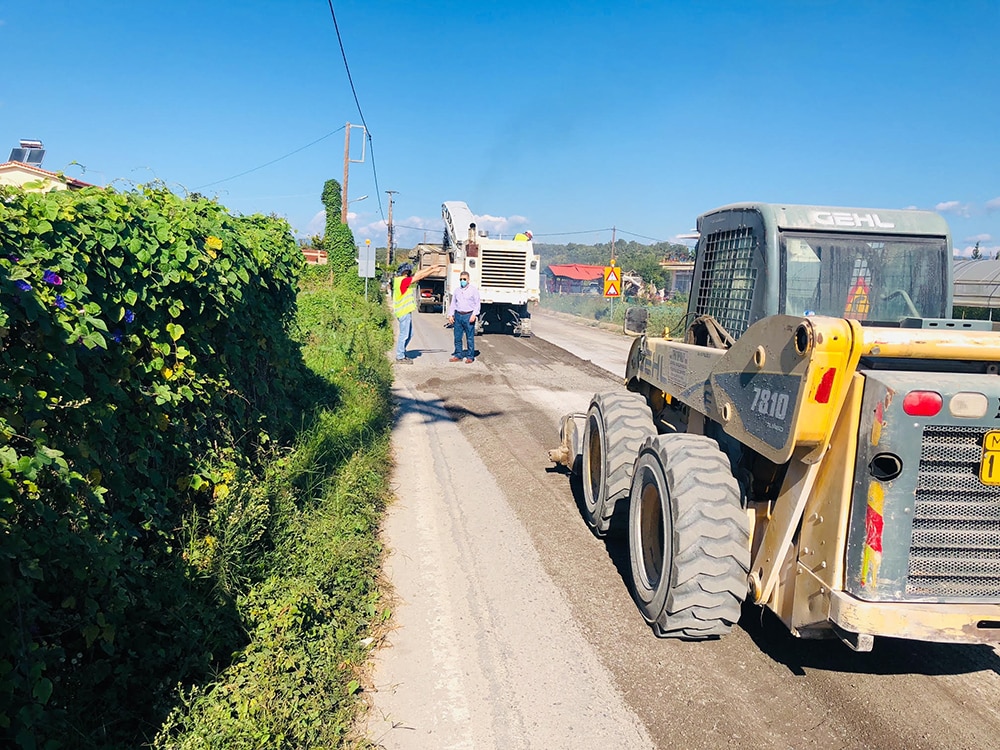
[153,266,392,749]
[1,183,394,749]
[533,237,692,337]
[538,290,689,338]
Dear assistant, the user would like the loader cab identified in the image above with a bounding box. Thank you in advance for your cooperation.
[780,232,949,323]
[690,203,953,341]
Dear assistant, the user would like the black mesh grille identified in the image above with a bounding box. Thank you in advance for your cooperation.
[907,425,1000,598]
[481,247,527,288]
[696,227,757,338]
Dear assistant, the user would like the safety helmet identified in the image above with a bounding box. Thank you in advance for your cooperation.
[525,230,533,239]
[397,262,414,275]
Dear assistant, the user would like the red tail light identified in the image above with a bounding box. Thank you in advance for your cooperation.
[902,391,943,417]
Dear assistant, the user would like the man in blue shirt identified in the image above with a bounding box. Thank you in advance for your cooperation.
[447,271,481,363]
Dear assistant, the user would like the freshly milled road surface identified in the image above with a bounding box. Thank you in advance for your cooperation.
[364,307,1000,750]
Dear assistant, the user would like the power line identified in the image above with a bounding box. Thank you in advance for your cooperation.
[390,223,678,247]
[532,228,673,244]
[615,228,671,244]
[531,228,613,238]
[394,223,437,232]
[194,127,345,190]
[326,1,386,220]
[326,1,367,138]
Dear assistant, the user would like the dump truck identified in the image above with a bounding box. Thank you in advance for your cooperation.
[549,202,1000,651]
[410,243,449,312]
[442,200,541,336]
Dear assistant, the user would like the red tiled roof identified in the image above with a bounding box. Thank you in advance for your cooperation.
[0,161,92,188]
[546,263,606,281]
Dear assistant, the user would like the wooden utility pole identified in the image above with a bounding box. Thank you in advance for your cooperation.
[341,122,351,223]
[610,226,617,318]
[386,190,398,266]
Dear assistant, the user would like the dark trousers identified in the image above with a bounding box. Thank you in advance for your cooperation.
[452,312,475,359]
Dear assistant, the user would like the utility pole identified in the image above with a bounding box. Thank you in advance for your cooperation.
[610,226,617,319]
[341,122,351,223]
[386,190,398,267]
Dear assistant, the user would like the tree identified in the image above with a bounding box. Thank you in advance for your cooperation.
[630,255,669,291]
[320,178,360,285]
[972,241,982,260]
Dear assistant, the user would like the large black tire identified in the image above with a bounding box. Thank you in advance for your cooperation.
[582,391,655,536]
[628,433,749,639]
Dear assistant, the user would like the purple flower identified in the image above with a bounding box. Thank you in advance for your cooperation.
[55,294,67,309]
[43,270,63,286]
[15,280,31,292]
[124,309,135,324]
[111,330,123,344]
[5,255,20,263]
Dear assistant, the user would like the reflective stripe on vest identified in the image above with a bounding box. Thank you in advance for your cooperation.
[393,276,417,317]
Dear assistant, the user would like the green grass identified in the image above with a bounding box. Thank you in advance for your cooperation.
[152,269,394,749]
[538,291,689,337]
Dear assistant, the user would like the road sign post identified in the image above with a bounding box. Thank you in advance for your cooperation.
[358,238,375,301]
[604,261,621,319]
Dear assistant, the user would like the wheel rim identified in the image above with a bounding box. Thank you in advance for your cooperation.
[638,469,665,590]
[586,413,604,508]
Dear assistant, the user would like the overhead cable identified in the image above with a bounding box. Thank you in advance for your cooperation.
[194,127,345,190]
[326,1,386,220]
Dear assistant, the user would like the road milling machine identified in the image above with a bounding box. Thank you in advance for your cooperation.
[441,201,540,336]
[549,202,1000,651]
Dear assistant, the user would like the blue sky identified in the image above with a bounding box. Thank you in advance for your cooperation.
[2,1,998,256]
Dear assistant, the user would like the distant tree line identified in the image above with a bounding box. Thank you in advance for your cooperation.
[534,239,693,290]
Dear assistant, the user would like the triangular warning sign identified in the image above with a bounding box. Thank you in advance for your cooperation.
[604,267,620,283]
[604,282,620,298]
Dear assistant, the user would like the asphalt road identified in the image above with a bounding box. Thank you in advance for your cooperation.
[364,306,1000,750]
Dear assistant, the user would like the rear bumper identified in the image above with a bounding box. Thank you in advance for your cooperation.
[829,590,1000,645]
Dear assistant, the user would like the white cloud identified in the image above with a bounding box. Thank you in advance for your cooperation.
[986,197,1000,213]
[379,214,447,249]
[303,210,325,237]
[471,212,531,239]
[966,233,993,243]
[354,219,388,244]
[935,200,972,217]
[955,242,1000,259]
[303,209,535,249]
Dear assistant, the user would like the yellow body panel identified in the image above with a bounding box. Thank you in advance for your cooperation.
[627,315,1000,646]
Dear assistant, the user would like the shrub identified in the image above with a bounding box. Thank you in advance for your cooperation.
[0,185,320,748]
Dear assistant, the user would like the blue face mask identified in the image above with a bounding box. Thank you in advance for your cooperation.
[460,279,468,288]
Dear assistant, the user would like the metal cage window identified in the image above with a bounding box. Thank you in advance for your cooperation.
[696,226,758,338]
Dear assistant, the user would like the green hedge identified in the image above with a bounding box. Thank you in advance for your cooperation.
[153,270,394,748]
[0,185,322,748]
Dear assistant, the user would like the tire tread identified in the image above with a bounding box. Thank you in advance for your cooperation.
[636,434,750,639]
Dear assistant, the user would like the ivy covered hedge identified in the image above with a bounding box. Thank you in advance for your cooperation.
[0,185,327,747]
